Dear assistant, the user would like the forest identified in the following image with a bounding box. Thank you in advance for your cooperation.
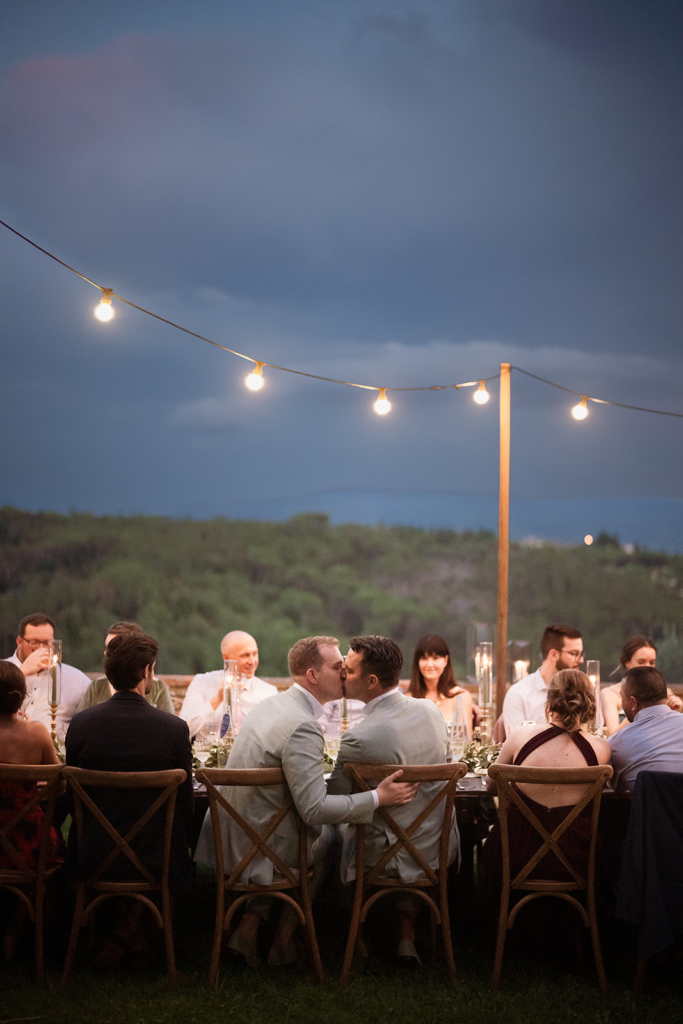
[0,506,682,683]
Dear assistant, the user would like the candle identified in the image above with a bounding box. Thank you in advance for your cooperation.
[342,697,348,722]
[50,660,58,703]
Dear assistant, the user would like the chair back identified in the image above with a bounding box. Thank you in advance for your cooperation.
[62,767,186,890]
[0,764,63,883]
[196,767,301,888]
[487,763,613,891]
[343,762,467,886]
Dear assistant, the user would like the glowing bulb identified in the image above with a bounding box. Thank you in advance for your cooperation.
[245,362,265,391]
[473,380,490,404]
[94,288,114,322]
[571,396,589,420]
[584,534,594,546]
[373,388,391,415]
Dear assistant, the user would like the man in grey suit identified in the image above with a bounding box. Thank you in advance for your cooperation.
[328,635,454,965]
[194,634,417,966]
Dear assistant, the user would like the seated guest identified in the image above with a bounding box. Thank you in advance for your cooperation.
[608,666,683,792]
[77,621,173,714]
[0,661,61,956]
[484,670,610,882]
[407,633,473,740]
[329,635,454,966]
[179,630,277,739]
[194,635,417,967]
[66,633,193,965]
[601,637,682,736]
[4,613,90,733]
[502,624,586,735]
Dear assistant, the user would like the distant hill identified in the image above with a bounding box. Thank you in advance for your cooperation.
[1,507,682,683]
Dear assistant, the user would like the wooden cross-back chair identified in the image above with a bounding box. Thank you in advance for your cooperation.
[487,762,613,992]
[60,767,187,987]
[340,761,468,986]
[196,767,324,984]
[0,764,63,981]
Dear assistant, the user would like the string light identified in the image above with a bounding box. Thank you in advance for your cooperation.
[473,380,490,405]
[373,388,392,415]
[245,362,265,391]
[571,396,589,420]
[94,288,114,322]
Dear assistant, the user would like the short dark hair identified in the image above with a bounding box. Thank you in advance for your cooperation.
[104,633,159,692]
[409,634,456,699]
[622,666,667,706]
[348,635,403,690]
[18,613,55,637]
[0,660,26,714]
[540,624,582,660]
[106,621,143,637]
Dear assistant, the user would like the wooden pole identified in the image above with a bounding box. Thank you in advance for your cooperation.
[496,363,511,721]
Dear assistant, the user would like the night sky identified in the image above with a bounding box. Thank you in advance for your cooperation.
[2,1,682,549]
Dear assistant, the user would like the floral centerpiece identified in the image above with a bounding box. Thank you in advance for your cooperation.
[458,741,502,773]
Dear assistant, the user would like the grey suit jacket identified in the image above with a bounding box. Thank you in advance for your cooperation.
[194,685,376,883]
[328,689,457,883]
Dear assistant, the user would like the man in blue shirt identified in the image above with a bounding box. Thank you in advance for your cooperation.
[608,666,683,792]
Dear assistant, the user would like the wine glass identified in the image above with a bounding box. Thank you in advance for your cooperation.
[194,740,212,767]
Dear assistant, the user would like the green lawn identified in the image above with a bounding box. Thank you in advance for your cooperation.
[2,866,682,1024]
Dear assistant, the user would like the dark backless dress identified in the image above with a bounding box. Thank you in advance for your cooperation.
[482,725,599,884]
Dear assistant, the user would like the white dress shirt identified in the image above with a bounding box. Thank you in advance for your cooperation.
[503,667,604,734]
[5,651,91,734]
[317,697,365,732]
[178,670,278,739]
[608,703,683,792]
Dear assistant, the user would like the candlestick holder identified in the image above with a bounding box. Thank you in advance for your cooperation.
[586,660,601,733]
[47,640,62,747]
[476,641,494,746]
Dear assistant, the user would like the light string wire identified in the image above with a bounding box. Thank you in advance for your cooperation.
[1,217,682,416]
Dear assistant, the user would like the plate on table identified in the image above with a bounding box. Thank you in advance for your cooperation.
[473,767,489,776]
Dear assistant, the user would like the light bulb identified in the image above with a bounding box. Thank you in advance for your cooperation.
[571,396,589,420]
[373,388,391,415]
[245,362,265,391]
[473,380,490,404]
[94,288,114,322]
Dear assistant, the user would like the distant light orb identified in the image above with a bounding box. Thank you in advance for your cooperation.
[245,372,265,391]
[584,534,594,546]
[473,381,490,404]
[572,398,589,420]
[94,300,114,322]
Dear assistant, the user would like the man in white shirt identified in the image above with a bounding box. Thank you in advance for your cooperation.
[179,630,277,739]
[5,612,91,733]
[609,666,683,792]
[502,624,584,735]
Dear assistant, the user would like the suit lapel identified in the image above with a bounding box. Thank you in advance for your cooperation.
[364,688,405,718]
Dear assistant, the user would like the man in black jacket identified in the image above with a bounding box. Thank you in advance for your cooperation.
[65,632,193,963]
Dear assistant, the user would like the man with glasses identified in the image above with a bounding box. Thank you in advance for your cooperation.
[4,612,91,732]
[502,624,588,735]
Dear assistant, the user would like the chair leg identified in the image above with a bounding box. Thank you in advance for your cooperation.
[34,882,44,984]
[340,878,364,986]
[209,880,226,986]
[439,882,457,986]
[299,885,324,985]
[586,888,608,992]
[634,956,646,997]
[491,892,509,991]
[161,889,177,987]
[61,884,85,988]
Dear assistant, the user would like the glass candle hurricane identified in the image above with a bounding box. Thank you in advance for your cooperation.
[476,642,494,708]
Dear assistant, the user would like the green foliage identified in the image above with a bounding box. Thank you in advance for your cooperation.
[1,506,682,682]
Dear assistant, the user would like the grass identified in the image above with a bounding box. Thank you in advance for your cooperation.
[1,866,682,1024]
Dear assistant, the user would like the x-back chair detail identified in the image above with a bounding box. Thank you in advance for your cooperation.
[340,761,467,986]
[196,767,324,985]
[0,764,63,981]
[487,762,613,992]
[61,767,187,987]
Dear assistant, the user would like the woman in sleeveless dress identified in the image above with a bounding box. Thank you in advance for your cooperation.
[407,634,473,740]
[0,661,61,957]
[483,669,610,883]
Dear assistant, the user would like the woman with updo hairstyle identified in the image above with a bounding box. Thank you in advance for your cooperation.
[408,634,473,740]
[483,669,610,884]
[600,636,682,736]
[0,660,61,867]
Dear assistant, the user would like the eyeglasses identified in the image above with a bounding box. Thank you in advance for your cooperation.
[562,649,584,659]
[20,638,52,648]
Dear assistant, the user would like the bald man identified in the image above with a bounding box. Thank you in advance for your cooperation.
[179,631,278,740]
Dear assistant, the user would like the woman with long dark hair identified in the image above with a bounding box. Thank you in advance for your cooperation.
[408,634,472,740]
[600,637,682,736]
